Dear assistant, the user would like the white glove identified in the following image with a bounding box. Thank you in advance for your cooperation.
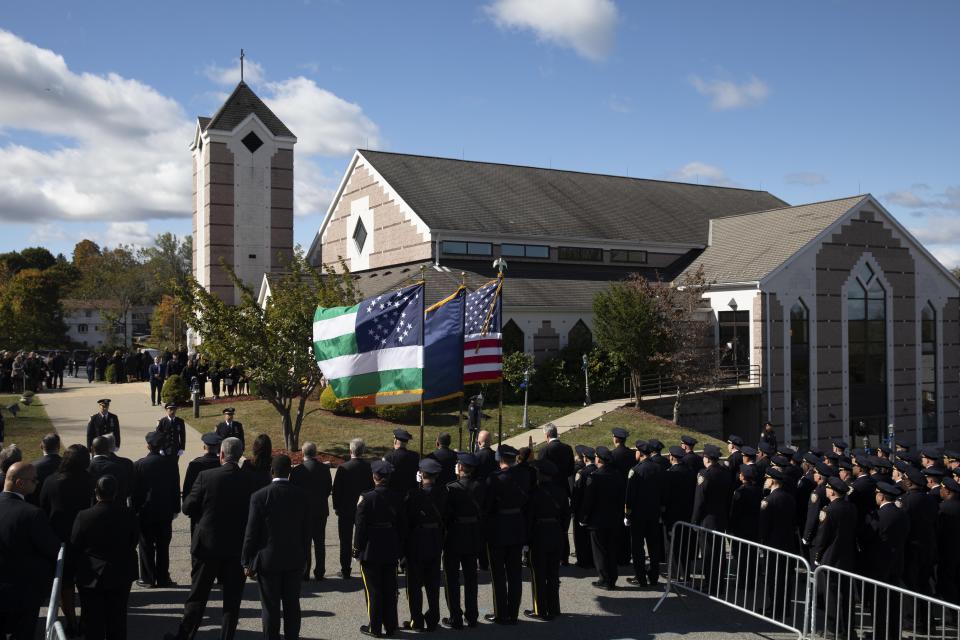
[177,449,184,457]
[416,471,423,483]
[623,517,630,527]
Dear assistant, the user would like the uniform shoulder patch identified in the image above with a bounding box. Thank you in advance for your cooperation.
[819,510,827,522]
[575,472,582,483]
[895,499,903,508]
[697,473,705,485]
[760,499,768,510]
[810,493,818,504]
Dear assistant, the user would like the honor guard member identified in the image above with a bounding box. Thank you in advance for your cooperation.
[441,452,485,630]
[936,477,960,605]
[662,446,696,563]
[384,429,419,497]
[861,482,910,640]
[133,431,181,588]
[848,456,877,525]
[680,435,704,472]
[571,445,596,568]
[759,468,798,615]
[610,428,634,565]
[87,398,121,450]
[156,403,187,457]
[728,466,762,542]
[524,459,567,621]
[355,460,405,638]
[923,467,946,502]
[215,408,244,449]
[580,446,625,591]
[332,439,373,579]
[796,453,820,531]
[625,441,664,587]
[402,458,446,632]
[802,460,833,553]
[726,435,745,486]
[483,444,528,624]
[182,434,222,538]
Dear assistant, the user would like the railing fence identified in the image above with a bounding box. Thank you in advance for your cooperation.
[45,543,67,640]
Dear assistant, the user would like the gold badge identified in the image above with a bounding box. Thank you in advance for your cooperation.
[810,494,818,504]
[819,510,827,523]
[761,499,768,510]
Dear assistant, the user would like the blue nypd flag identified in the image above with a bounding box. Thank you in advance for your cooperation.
[423,287,466,402]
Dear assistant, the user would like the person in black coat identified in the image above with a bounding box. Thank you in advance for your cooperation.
[726,435,744,487]
[332,438,373,579]
[625,441,664,586]
[156,403,187,457]
[812,476,859,638]
[426,432,457,487]
[537,425,575,565]
[89,437,134,507]
[0,462,61,640]
[524,459,568,621]
[728,467,762,542]
[290,442,332,581]
[182,434,222,506]
[242,455,309,640]
[165,437,260,640]
[383,429,419,497]
[936,477,960,605]
[580,446,626,591]
[354,460,405,638]
[149,356,165,406]
[571,445,596,569]
[244,434,274,490]
[483,444,530,624]
[897,466,938,599]
[39,444,95,636]
[680,435,704,472]
[133,431,181,587]
[214,407,245,449]
[402,459,446,632]
[759,468,798,619]
[474,431,497,481]
[691,444,732,595]
[647,439,670,472]
[71,475,139,640]
[441,453,485,630]
[610,428,634,565]
[28,432,61,505]
[87,398,121,450]
[860,482,911,640]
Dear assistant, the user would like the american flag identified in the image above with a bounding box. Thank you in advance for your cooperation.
[463,279,502,384]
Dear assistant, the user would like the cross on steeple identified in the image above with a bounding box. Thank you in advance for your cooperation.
[240,49,245,82]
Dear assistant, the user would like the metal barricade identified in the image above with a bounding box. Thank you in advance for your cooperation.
[45,543,67,640]
[809,564,960,640]
[654,521,812,639]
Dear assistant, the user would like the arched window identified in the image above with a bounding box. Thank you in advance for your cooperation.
[790,300,810,449]
[848,263,886,444]
[922,302,937,442]
[567,320,593,354]
[502,319,524,354]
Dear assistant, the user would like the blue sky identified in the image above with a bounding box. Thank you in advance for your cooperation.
[1,1,958,264]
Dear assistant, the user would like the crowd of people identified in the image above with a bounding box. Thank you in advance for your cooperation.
[0,350,68,393]
[2,409,960,639]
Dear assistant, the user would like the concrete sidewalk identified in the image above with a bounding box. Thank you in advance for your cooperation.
[497,397,630,450]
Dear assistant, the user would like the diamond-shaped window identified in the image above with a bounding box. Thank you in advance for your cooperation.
[242,131,263,153]
[353,219,368,253]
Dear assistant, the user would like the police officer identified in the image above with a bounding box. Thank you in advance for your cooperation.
[610,428,633,565]
[625,441,664,587]
[728,466,762,541]
[861,482,910,640]
[802,460,833,558]
[648,439,670,472]
[898,464,938,600]
[355,460,405,638]
[403,458,445,632]
[182,433,222,539]
[156,403,186,457]
[571,445,596,569]
[215,407,244,449]
[87,398,121,450]
[936,477,960,605]
[133,431,181,587]
[680,435,703,472]
[813,474,859,638]
[483,444,528,624]
[759,468,797,616]
[524,459,567,621]
[692,443,731,595]
[441,452,485,629]
[726,435,744,486]
[662,445,696,578]
[384,429,419,497]
[580,446,625,591]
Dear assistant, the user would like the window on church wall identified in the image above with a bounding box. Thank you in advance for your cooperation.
[847,265,887,444]
[442,241,491,256]
[790,300,810,450]
[353,219,368,253]
[567,320,593,354]
[922,302,938,442]
[502,319,524,354]
[241,131,263,153]
[557,246,603,262]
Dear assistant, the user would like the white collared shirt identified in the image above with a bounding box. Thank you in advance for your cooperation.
[1,490,24,500]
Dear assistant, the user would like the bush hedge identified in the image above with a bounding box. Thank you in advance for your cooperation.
[370,403,420,423]
[161,374,189,404]
[104,363,117,384]
[319,385,354,415]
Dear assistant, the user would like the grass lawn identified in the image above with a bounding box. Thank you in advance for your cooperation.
[188,396,580,460]
[1,394,55,446]
[537,407,726,453]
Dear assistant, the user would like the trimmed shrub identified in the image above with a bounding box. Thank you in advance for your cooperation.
[319,385,354,415]
[370,403,420,423]
[161,374,189,404]
[104,363,117,385]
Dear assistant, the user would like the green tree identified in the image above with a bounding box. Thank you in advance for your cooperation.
[0,247,56,275]
[139,233,193,302]
[1,268,68,349]
[149,294,186,351]
[74,246,145,347]
[71,239,102,271]
[176,249,358,450]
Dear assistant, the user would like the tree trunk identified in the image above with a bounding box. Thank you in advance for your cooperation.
[292,392,310,452]
[282,409,296,451]
[673,387,682,424]
[631,370,642,408]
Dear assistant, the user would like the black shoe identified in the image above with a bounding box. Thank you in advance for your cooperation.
[339,570,351,579]
[626,576,647,587]
[360,625,382,638]
[484,613,511,624]
[314,573,325,581]
[440,618,463,630]
[402,620,424,632]
[136,580,152,588]
[591,580,607,589]
[156,578,176,588]
[523,610,543,620]
[465,619,478,628]
[647,574,660,586]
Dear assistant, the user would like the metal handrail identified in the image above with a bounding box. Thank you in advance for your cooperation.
[624,364,762,401]
[45,543,67,640]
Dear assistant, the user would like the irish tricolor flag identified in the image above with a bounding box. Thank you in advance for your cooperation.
[313,283,424,406]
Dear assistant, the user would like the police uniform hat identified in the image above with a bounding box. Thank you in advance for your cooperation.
[680,435,698,447]
[222,407,236,415]
[164,402,177,409]
[942,477,960,493]
[534,459,558,477]
[825,451,840,463]
[457,452,479,467]
[575,444,591,457]
[873,457,893,471]
[740,446,757,458]
[876,481,903,498]
[668,445,686,459]
[771,455,791,467]
[393,429,413,442]
[826,476,849,494]
[893,459,913,474]
[201,432,223,446]
[595,446,614,463]
[922,467,946,479]
[758,441,775,455]
[97,398,111,405]
[727,435,744,447]
[496,444,518,461]
[877,446,892,456]
[813,460,835,477]
[832,440,848,451]
[944,450,960,462]
[419,458,442,475]
[855,457,875,470]
[702,444,721,460]
[648,438,665,452]
[582,446,596,459]
[921,448,942,461]
[837,460,853,471]
[145,431,162,447]
[765,467,787,482]
[810,448,824,458]
[802,452,821,466]
[739,466,756,481]
[372,460,394,477]
[635,441,652,454]
[777,445,796,457]
[904,466,925,487]
[611,427,629,440]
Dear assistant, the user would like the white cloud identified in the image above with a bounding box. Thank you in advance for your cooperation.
[909,216,960,268]
[667,161,736,187]
[884,186,960,211]
[607,94,632,113]
[689,74,770,110]
[102,221,154,248]
[203,56,266,86]
[293,158,338,218]
[785,171,827,186]
[485,0,618,62]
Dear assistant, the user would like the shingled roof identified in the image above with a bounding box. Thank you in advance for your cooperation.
[680,195,867,285]
[202,82,294,138]
[358,150,787,246]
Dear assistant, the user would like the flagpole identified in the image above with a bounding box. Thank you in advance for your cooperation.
[457,272,467,451]
[419,266,426,458]
[493,260,506,446]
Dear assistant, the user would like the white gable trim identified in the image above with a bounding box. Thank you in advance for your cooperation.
[310,151,361,265]
[205,111,297,147]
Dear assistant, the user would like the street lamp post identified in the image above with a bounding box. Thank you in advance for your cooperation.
[582,353,591,406]
[728,298,739,381]
[521,367,532,430]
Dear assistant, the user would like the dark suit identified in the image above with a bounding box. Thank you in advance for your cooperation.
[404,483,446,630]
[175,461,259,640]
[89,454,134,507]
[133,452,180,586]
[149,362,164,405]
[383,446,419,496]
[355,485,405,636]
[214,420,245,449]
[70,501,139,640]
[475,446,497,480]
[331,457,373,575]
[581,465,626,588]
[156,415,186,456]
[182,454,220,502]
[87,411,121,449]
[30,453,62,504]
[426,446,457,487]
[0,492,61,640]
[759,488,798,619]
[290,457,332,579]
[242,480,310,640]
[625,459,664,582]
[442,476,485,627]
